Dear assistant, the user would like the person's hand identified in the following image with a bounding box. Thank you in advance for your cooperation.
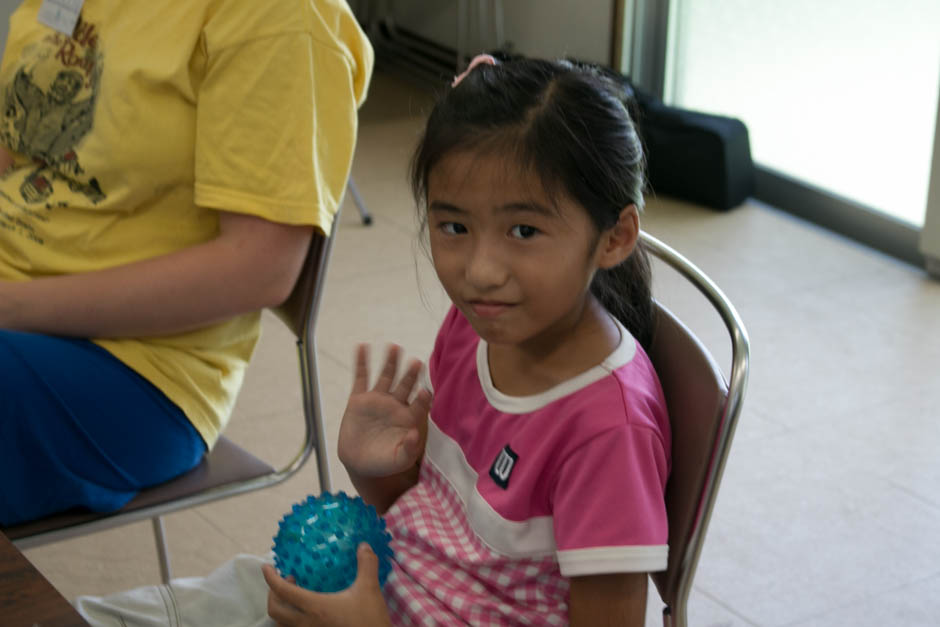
[262,543,393,627]
[337,344,431,478]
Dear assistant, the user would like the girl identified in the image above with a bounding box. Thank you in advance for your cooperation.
[264,55,671,625]
[77,54,670,627]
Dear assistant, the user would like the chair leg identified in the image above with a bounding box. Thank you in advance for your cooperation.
[662,604,686,627]
[152,516,172,584]
[346,179,372,225]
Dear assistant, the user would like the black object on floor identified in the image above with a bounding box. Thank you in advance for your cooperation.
[634,93,755,211]
[566,57,756,211]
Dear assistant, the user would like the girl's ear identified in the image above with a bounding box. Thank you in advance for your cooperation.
[595,204,640,269]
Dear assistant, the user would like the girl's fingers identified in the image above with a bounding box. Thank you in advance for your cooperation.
[353,543,380,590]
[262,565,305,624]
[391,359,423,403]
[267,593,303,626]
[411,387,433,419]
[351,344,370,394]
[263,564,325,616]
[353,343,424,402]
[373,344,401,392]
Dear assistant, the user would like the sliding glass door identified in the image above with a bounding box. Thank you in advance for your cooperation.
[622,0,940,266]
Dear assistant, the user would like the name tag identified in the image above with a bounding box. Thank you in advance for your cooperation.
[37,0,85,37]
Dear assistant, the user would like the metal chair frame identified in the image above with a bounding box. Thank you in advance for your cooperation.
[347,177,373,225]
[641,231,750,627]
[6,213,342,583]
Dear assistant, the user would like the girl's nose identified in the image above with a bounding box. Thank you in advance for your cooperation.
[465,243,508,290]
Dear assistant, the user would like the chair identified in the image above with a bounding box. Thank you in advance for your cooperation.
[347,177,373,225]
[4,217,341,584]
[641,231,750,627]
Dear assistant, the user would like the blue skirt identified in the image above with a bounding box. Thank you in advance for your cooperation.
[0,330,206,526]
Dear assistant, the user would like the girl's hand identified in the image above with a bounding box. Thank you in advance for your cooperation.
[262,543,393,627]
[338,344,431,478]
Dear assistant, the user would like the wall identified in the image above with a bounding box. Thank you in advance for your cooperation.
[385,0,615,65]
[0,0,19,55]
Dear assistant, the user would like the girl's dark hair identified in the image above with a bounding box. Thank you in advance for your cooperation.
[410,57,654,350]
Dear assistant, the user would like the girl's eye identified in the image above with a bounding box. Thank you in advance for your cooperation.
[440,222,467,235]
[510,224,539,239]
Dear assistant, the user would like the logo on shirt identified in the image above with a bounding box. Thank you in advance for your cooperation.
[489,445,518,489]
[2,14,106,210]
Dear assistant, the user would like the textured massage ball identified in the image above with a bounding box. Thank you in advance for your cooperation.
[272,491,394,592]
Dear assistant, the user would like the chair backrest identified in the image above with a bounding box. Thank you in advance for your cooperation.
[641,232,750,627]
[269,225,340,493]
[647,302,726,603]
[272,231,330,341]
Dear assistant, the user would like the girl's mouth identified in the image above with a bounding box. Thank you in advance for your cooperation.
[469,301,513,318]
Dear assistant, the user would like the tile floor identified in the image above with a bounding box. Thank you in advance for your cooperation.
[22,71,940,626]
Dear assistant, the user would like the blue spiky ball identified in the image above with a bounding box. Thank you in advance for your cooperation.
[272,491,394,592]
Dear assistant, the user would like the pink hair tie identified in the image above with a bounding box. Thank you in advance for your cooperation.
[452,53,498,87]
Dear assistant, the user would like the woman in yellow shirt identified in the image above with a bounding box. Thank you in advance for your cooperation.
[0,0,373,526]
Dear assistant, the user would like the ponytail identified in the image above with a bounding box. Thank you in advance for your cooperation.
[592,239,654,351]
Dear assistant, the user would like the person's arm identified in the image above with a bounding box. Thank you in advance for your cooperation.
[337,344,430,514]
[569,572,649,626]
[257,345,429,625]
[0,210,313,337]
[345,464,420,517]
[552,422,669,626]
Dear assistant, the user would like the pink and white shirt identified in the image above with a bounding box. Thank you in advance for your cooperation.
[383,307,671,625]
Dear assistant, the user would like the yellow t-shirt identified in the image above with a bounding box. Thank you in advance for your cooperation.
[0,0,373,446]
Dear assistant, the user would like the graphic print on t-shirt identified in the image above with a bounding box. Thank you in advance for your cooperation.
[1,15,104,208]
[489,444,518,489]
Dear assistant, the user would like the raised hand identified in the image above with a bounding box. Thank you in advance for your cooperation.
[337,344,431,479]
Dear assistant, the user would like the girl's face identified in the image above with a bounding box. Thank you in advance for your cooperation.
[427,150,614,353]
